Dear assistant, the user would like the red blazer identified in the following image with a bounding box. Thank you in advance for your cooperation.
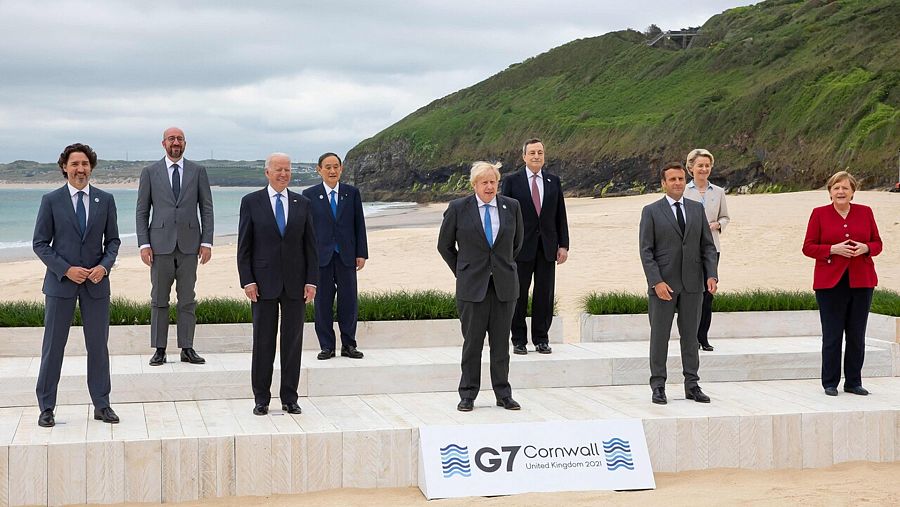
[802,203,882,289]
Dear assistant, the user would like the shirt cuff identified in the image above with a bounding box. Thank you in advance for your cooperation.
[201,243,212,248]
[306,284,317,289]
[243,282,257,289]
[139,244,150,250]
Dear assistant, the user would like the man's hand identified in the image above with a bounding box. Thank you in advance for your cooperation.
[707,277,718,295]
[654,281,674,301]
[243,283,258,302]
[87,266,107,284]
[198,246,212,264]
[356,257,366,271]
[304,284,316,304]
[556,247,568,265]
[65,266,90,284]
[140,247,154,266]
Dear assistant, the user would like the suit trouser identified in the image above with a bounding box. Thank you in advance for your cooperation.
[457,279,515,400]
[697,252,721,347]
[36,289,111,411]
[648,290,702,390]
[511,242,555,346]
[815,271,873,390]
[314,252,359,350]
[251,290,305,405]
[150,249,198,348]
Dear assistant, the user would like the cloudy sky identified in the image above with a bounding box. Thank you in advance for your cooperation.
[0,0,755,163]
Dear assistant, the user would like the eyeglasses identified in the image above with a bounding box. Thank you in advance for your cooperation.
[165,136,185,143]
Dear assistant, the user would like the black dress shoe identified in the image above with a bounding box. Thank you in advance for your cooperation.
[253,404,269,416]
[457,398,474,412]
[535,343,552,354]
[282,402,302,414]
[824,387,839,396]
[686,386,711,403]
[513,345,527,355]
[844,386,869,396]
[180,348,206,364]
[341,345,364,359]
[94,406,120,424]
[496,397,521,410]
[700,344,714,351]
[317,349,335,360]
[38,409,55,428]
[149,348,166,366]
[652,387,667,405]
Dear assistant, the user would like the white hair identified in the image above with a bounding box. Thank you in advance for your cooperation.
[265,152,291,169]
[469,161,502,185]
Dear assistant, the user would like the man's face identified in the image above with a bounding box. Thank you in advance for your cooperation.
[317,155,343,188]
[523,142,545,173]
[265,156,292,192]
[472,173,498,203]
[661,167,686,200]
[64,151,92,190]
[162,128,186,160]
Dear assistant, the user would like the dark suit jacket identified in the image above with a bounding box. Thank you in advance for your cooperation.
[301,183,368,267]
[135,158,214,254]
[639,196,717,294]
[33,185,120,298]
[437,194,524,303]
[802,203,881,289]
[237,188,319,300]
[500,167,569,262]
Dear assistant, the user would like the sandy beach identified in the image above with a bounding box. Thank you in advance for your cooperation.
[1,190,898,504]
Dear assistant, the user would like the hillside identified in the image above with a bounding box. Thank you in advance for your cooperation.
[345,0,900,200]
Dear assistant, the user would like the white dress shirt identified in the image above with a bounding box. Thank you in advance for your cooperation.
[268,185,289,224]
[322,181,340,200]
[664,195,688,227]
[475,194,499,244]
[526,169,544,203]
[67,183,90,224]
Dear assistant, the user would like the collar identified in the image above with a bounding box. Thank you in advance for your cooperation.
[687,180,713,190]
[525,168,543,179]
[165,157,184,168]
[67,183,90,197]
[665,195,685,207]
[267,184,288,198]
[322,181,340,195]
[475,194,498,208]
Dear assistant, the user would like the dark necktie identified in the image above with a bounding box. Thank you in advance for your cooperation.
[674,201,685,234]
[483,203,494,248]
[330,190,340,253]
[531,174,542,216]
[76,191,86,237]
[275,193,286,237]
[171,163,181,201]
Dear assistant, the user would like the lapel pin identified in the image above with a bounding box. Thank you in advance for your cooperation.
[546,178,551,182]
[293,199,298,203]
[502,204,507,209]
[94,198,100,202]
[319,194,323,199]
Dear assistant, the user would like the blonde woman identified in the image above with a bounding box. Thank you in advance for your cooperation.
[683,149,730,351]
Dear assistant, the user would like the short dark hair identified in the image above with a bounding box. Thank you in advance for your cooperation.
[317,152,342,167]
[659,161,686,181]
[522,138,543,155]
[58,143,98,177]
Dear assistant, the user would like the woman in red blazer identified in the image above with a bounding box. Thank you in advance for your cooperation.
[802,171,882,397]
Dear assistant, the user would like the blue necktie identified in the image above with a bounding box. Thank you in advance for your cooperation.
[483,203,493,248]
[171,163,181,201]
[275,193,286,237]
[330,190,340,253]
[76,191,87,237]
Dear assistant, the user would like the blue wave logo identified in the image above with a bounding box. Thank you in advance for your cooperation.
[602,437,634,471]
[440,443,471,478]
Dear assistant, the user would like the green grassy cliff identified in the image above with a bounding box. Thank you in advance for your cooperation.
[346,0,899,200]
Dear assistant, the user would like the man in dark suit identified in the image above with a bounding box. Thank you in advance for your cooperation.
[639,162,718,405]
[136,127,214,366]
[33,143,120,427]
[438,161,524,412]
[301,152,368,360]
[501,138,568,355]
[237,153,318,416]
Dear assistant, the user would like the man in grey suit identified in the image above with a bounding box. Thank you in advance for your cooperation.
[639,161,718,405]
[438,161,524,412]
[33,143,120,427]
[136,127,214,366]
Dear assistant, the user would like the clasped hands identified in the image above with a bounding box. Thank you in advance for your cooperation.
[244,283,316,304]
[65,265,106,284]
[830,240,868,258]
[654,278,717,301]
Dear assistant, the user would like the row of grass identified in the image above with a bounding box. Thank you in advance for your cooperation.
[582,289,900,317]
[1,289,897,327]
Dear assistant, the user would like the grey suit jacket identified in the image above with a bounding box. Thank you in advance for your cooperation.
[33,185,120,299]
[437,194,524,303]
[639,196,717,294]
[135,158,214,254]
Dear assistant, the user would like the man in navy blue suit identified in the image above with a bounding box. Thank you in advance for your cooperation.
[302,153,368,360]
[33,143,121,427]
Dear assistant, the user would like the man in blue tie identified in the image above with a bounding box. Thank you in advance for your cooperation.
[438,161,524,412]
[33,143,120,427]
[237,153,318,416]
[302,153,368,360]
